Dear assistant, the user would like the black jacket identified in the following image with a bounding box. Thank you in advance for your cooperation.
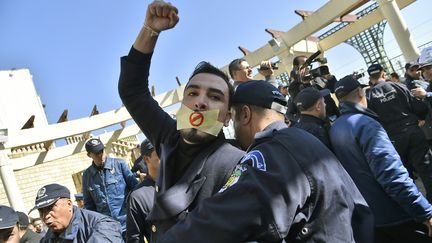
[126,177,155,243]
[293,114,331,149]
[160,122,374,243]
[20,229,42,243]
[368,80,428,134]
[118,48,244,242]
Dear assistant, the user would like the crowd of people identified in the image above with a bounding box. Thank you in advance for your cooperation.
[3,0,432,242]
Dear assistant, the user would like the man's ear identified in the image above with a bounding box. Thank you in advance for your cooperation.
[223,110,232,127]
[315,100,322,111]
[87,152,91,158]
[241,105,252,125]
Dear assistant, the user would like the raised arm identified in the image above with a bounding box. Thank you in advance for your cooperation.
[133,0,179,54]
[118,1,180,149]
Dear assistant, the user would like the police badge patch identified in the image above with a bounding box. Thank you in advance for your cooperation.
[240,150,266,171]
[218,164,247,193]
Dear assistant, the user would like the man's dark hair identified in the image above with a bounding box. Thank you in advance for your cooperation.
[31,218,42,224]
[293,55,307,67]
[228,58,247,79]
[188,61,235,107]
[390,72,399,79]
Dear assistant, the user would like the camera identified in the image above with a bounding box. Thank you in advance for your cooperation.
[352,70,366,80]
[299,51,329,82]
[259,61,279,70]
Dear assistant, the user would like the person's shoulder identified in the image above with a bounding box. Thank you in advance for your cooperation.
[79,207,111,221]
[130,184,155,201]
[24,229,43,241]
[82,165,94,177]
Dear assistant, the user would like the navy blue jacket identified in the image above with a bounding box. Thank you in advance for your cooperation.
[367,80,428,134]
[126,177,155,243]
[118,49,244,242]
[330,102,432,226]
[41,206,123,243]
[293,114,331,149]
[160,122,374,243]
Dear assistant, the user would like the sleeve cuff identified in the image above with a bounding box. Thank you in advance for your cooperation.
[127,46,153,64]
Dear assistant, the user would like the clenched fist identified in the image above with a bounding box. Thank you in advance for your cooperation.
[145,0,179,33]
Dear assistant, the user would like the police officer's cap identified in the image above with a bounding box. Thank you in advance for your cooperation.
[335,75,368,100]
[30,184,71,213]
[85,138,104,154]
[16,211,29,227]
[295,87,330,111]
[0,205,19,229]
[367,64,384,75]
[140,139,154,156]
[74,193,84,201]
[232,80,287,114]
[405,61,419,70]
[419,46,432,69]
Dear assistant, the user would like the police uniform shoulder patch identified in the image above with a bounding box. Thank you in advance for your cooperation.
[218,164,247,193]
[240,150,266,171]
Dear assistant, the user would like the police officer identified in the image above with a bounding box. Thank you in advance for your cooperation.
[367,63,432,202]
[118,1,244,242]
[31,183,123,242]
[405,61,422,89]
[411,47,432,146]
[159,80,373,243]
[0,205,20,243]
[294,87,332,149]
[126,139,160,243]
[331,75,432,242]
[82,137,138,236]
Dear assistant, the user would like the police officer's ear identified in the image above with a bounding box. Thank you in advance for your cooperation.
[238,105,253,125]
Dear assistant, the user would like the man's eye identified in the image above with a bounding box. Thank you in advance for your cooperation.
[188,91,198,96]
[210,95,221,101]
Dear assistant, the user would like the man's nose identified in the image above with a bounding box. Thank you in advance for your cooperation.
[194,96,208,110]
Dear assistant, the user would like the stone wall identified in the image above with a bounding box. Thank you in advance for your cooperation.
[0,151,133,216]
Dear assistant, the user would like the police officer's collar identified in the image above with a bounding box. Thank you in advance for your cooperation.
[253,121,287,142]
[339,102,379,120]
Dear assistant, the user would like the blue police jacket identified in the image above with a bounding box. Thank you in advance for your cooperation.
[82,156,138,231]
[160,122,374,242]
[330,102,432,226]
[41,206,123,243]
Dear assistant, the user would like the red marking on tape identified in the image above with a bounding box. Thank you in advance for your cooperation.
[189,112,204,127]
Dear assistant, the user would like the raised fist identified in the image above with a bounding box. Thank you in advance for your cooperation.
[145,0,179,33]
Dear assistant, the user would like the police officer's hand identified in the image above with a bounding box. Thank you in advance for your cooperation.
[411,87,427,99]
[258,60,274,77]
[145,0,179,33]
[423,217,432,237]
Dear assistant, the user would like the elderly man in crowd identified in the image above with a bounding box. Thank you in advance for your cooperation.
[31,183,123,242]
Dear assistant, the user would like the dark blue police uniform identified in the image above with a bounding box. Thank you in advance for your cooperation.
[159,121,374,243]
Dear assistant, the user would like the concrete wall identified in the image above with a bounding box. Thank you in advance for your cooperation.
[0,151,132,217]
